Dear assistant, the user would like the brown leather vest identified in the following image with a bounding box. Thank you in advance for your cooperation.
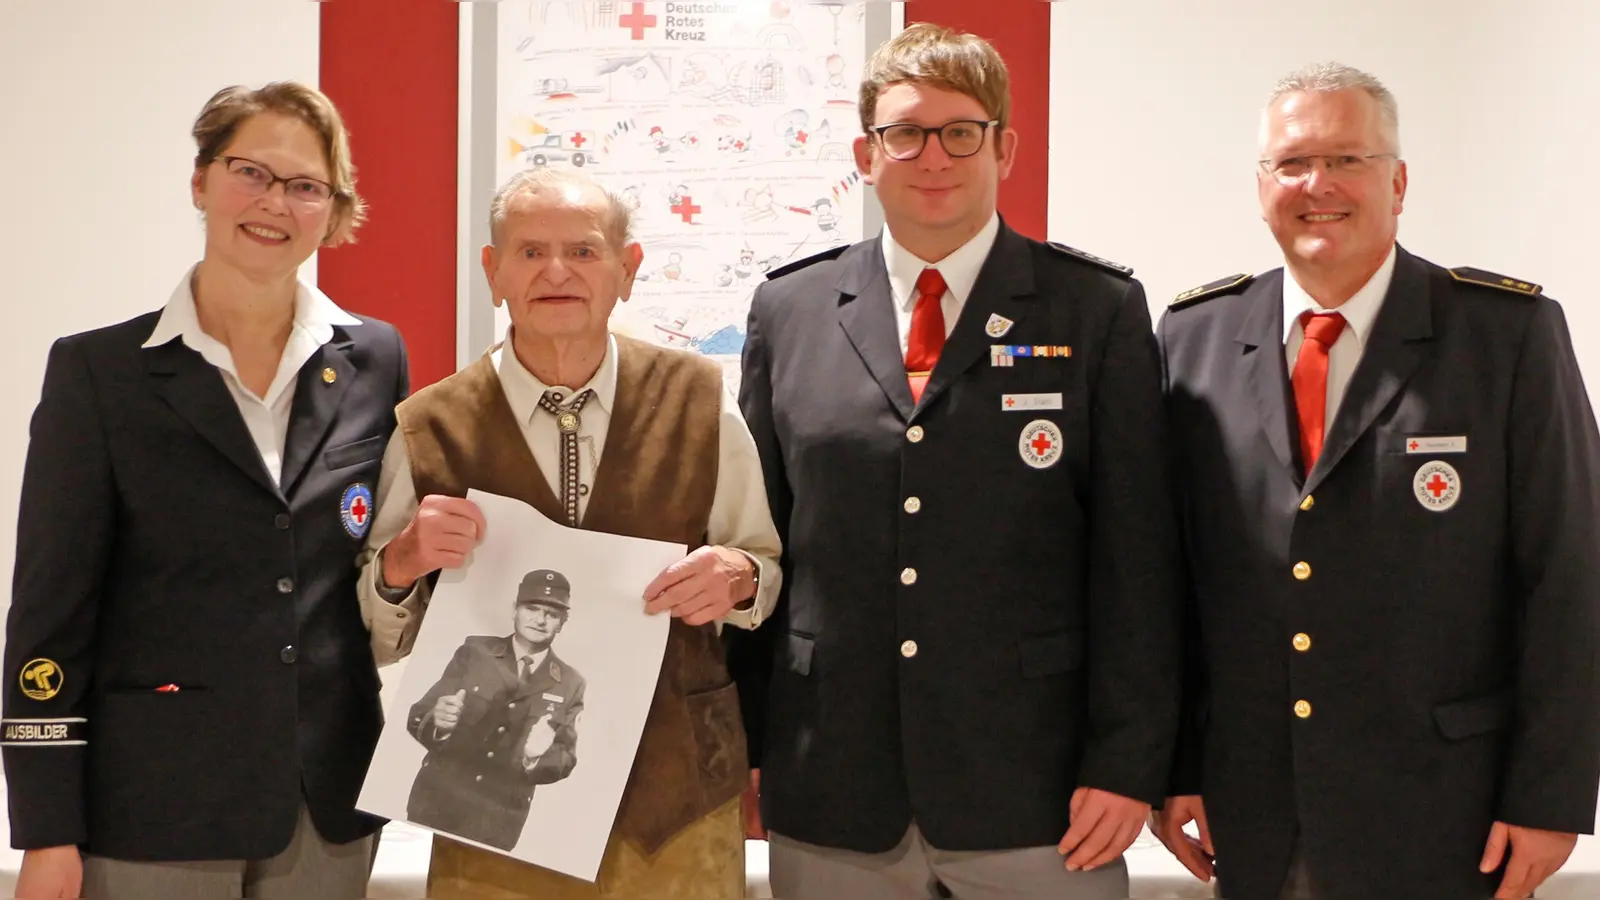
[396,335,748,853]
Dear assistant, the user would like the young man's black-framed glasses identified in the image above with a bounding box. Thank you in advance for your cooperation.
[868,119,1000,161]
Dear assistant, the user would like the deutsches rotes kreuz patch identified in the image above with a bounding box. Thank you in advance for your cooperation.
[1018,419,1064,469]
[340,483,374,538]
[1413,460,1461,512]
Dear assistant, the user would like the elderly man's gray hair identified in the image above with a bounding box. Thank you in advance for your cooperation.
[488,167,636,249]
[1262,62,1402,154]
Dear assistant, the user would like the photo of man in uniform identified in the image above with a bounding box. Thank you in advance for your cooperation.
[404,569,587,852]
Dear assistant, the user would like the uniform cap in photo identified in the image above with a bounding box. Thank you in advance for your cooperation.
[517,569,572,610]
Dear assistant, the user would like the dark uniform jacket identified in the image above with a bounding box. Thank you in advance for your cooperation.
[2,310,408,859]
[406,635,584,851]
[726,220,1184,853]
[1158,246,1600,899]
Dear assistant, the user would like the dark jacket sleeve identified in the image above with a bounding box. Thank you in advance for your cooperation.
[723,286,791,768]
[1074,281,1185,807]
[526,675,583,785]
[393,323,412,403]
[3,337,117,849]
[1497,296,1600,833]
[1154,308,1207,798]
[407,642,475,751]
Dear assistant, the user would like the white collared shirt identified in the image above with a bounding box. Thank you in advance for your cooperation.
[1281,244,1398,429]
[882,212,1001,357]
[141,265,361,488]
[492,333,622,523]
[359,332,784,653]
[513,640,549,679]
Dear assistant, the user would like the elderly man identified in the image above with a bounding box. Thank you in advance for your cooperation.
[1154,62,1600,900]
[404,569,586,852]
[359,167,782,899]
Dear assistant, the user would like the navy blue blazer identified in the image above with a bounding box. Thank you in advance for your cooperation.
[1159,247,1600,899]
[728,222,1184,853]
[3,308,408,860]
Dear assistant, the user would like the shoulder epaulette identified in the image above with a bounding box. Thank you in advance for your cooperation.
[1171,273,1253,309]
[765,244,849,281]
[1449,267,1542,297]
[1046,242,1133,278]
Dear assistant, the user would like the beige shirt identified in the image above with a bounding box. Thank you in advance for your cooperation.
[358,333,783,664]
[882,211,1001,356]
[1281,244,1397,430]
[141,265,362,488]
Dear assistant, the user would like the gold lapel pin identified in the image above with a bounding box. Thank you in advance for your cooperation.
[322,367,337,384]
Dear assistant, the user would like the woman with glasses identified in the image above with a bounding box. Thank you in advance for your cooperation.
[3,82,408,899]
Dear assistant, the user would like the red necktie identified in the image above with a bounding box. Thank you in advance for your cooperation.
[1291,311,1347,475]
[906,267,947,403]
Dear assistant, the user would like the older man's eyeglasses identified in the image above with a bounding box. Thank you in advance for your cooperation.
[1259,153,1399,185]
[218,156,336,207]
[869,120,999,161]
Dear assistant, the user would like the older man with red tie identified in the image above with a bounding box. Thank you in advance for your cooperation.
[1153,62,1600,900]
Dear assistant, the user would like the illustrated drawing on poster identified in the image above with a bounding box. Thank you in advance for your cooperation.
[497,0,872,389]
[357,490,682,882]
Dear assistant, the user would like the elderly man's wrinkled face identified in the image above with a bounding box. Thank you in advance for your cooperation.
[483,184,642,343]
[514,602,566,647]
[1258,89,1406,279]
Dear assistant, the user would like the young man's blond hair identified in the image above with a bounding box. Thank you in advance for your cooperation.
[857,23,1011,140]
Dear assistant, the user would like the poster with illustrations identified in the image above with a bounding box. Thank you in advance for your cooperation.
[496,0,872,390]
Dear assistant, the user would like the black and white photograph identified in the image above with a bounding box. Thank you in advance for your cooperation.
[357,489,681,882]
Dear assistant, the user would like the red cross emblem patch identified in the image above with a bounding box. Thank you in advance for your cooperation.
[341,482,374,538]
[1412,460,1461,512]
[1018,419,1064,470]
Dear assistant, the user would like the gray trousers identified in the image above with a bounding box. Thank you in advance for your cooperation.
[769,822,1129,900]
[81,803,374,899]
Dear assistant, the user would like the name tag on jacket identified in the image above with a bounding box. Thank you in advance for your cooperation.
[1405,435,1467,454]
[1002,393,1064,412]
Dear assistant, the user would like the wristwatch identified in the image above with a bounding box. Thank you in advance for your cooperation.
[731,550,760,612]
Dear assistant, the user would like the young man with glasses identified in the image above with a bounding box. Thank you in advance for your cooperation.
[727,22,1183,900]
[1153,62,1600,900]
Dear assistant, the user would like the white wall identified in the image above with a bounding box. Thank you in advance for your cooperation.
[0,2,320,622]
[1049,1,1598,378]
[1454,1,1600,386]
[1049,0,1481,303]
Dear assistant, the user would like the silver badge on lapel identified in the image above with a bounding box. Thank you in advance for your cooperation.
[1413,460,1461,512]
[985,314,1015,338]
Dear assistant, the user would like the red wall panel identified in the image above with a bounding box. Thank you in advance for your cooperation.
[319,0,460,391]
[907,0,1051,239]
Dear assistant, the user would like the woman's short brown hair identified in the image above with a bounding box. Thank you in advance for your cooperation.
[858,24,1011,135]
[191,82,367,246]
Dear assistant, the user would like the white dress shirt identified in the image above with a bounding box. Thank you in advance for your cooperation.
[883,212,1001,357]
[359,333,784,662]
[1281,244,1398,429]
[514,641,548,678]
[141,265,362,487]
